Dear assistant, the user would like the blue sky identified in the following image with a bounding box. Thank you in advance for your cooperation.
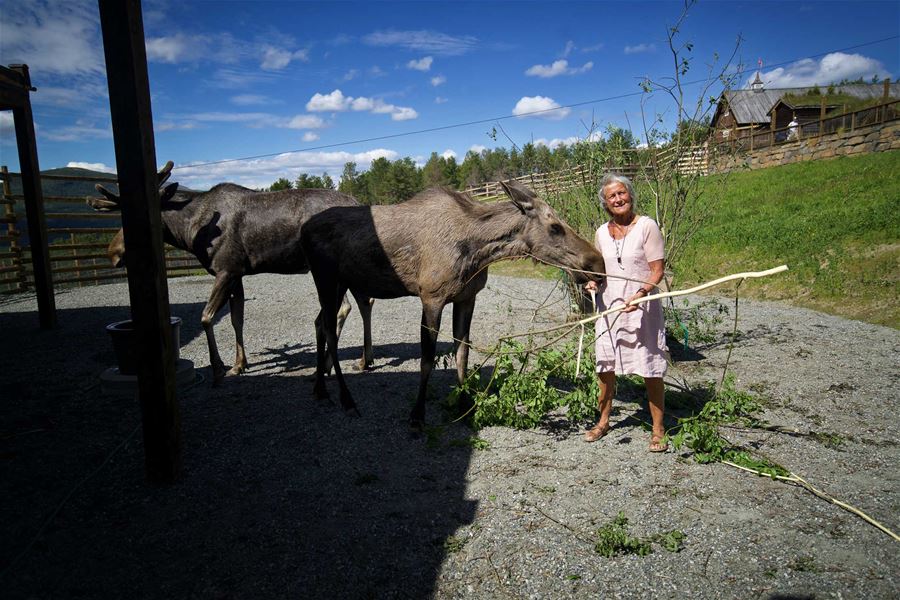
[1,0,897,189]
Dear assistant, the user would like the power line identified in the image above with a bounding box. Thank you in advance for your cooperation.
[171,34,899,171]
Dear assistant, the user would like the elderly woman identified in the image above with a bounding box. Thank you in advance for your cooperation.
[584,174,668,452]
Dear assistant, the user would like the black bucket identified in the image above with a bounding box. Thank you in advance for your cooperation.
[106,316,182,376]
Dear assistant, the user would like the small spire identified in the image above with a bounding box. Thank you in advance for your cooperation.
[751,60,764,92]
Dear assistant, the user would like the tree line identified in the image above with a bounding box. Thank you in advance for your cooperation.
[266,126,645,205]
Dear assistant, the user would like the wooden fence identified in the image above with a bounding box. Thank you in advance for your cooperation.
[462,164,592,202]
[0,167,201,293]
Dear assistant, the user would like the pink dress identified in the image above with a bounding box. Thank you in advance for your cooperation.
[593,216,668,377]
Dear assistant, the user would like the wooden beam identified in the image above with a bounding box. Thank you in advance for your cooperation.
[98,0,181,483]
[9,65,56,329]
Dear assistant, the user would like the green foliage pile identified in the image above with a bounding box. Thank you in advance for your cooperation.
[593,512,685,557]
[669,376,788,477]
[454,331,790,479]
[454,339,599,430]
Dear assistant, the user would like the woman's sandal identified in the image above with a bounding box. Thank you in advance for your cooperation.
[649,435,669,453]
[584,423,610,443]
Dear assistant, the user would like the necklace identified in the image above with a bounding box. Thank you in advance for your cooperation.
[610,218,635,270]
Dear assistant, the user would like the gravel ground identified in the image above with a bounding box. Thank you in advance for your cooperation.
[1,273,898,599]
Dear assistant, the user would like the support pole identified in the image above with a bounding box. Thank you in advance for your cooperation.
[4,65,56,328]
[98,0,181,483]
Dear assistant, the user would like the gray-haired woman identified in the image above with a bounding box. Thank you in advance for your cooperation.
[584,174,668,452]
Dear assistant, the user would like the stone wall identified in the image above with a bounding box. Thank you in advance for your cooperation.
[711,120,900,172]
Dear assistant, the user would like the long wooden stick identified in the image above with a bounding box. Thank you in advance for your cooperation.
[574,265,789,328]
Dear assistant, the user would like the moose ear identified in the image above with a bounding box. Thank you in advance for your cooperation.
[499,180,535,215]
[160,182,179,203]
[157,160,174,187]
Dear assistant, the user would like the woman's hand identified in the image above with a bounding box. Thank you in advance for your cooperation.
[584,280,600,293]
[623,289,648,313]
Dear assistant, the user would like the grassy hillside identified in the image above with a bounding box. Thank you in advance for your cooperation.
[676,151,899,328]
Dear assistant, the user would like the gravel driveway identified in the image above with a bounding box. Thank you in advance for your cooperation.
[1,273,897,599]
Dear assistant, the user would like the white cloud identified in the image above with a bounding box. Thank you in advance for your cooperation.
[260,46,309,70]
[1,112,16,138]
[287,115,326,129]
[230,94,275,106]
[390,107,418,121]
[156,121,199,132]
[512,96,571,120]
[561,41,576,58]
[157,111,324,130]
[41,120,112,142]
[146,34,200,63]
[624,43,655,55]
[363,30,478,56]
[525,59,593,78]
[302,132,320,142]
[407,56,433,71]
[534,136,581,149]
[66,161,116,173]
[469,144,487,154]
[749,52,891,88]
[307,89,353,111]
[342,69,359,81]
[368,65,386,77]
[1,2,104,75]
[172,148,400,190]
[434,96,448,104]
[431,75,446,87]
[441,149,457,160]
[581,42,604,53]
[307,89,417,121]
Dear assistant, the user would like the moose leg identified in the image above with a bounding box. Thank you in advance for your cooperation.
[202,273,236,385]
[452,298,476,387]
[351,291,375,371]
[227,278,248,376]
[313,309,329,399]
[312,277,358,415]
[410,300,444,429]
[451,298,477,416]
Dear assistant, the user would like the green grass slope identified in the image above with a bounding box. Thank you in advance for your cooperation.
[677,150,900,328]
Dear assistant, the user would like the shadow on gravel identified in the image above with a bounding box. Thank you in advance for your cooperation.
[253,341,456,373]
[1,305,476,599]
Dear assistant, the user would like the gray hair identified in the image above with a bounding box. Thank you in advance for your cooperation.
[598,173,638,213]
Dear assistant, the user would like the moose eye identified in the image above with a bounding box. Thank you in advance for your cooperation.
[549,223,565,236]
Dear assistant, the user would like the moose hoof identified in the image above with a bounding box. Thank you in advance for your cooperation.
[226,365,245,377]
[344,405,362,418]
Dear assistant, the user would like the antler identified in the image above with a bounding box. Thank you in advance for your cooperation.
[86,161,176,211]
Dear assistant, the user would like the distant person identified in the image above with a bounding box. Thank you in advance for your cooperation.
[787,115,799,141]
[584,174,668,452]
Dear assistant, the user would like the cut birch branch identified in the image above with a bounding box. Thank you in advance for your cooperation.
[722,461,900,542]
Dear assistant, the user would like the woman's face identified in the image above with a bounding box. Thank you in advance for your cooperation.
[602,182,633,218]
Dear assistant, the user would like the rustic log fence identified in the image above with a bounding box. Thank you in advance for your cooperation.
[0,168,201,293]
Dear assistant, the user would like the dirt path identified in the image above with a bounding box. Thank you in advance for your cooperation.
[1,274,897,598]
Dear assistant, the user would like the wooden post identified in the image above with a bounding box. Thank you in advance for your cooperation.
[98,0,181,483]
[819,97,826,140]
[883,78,891,101]
[1,165,25,291]
[2,65,56,328]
